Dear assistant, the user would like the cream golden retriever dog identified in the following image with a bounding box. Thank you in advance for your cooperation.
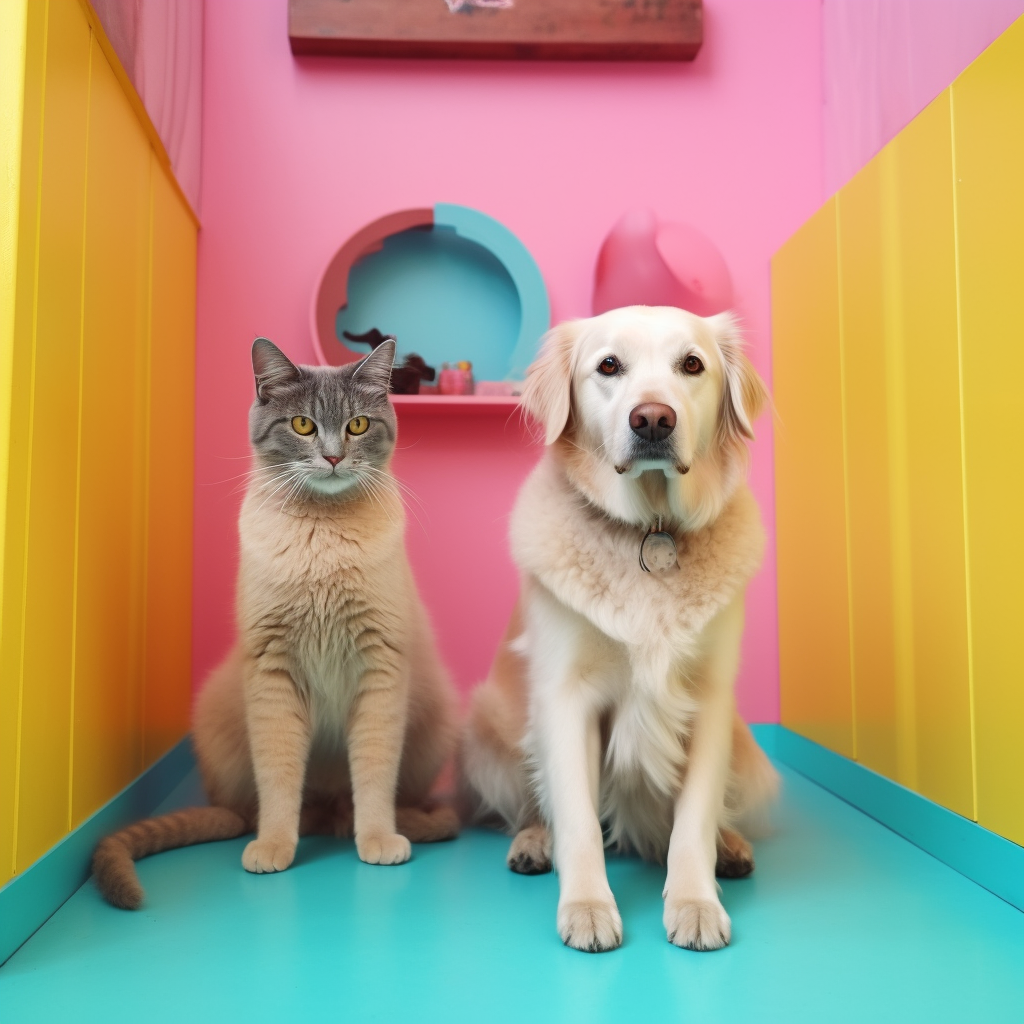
[461,305,779,953]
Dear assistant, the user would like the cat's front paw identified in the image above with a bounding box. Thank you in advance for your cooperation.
[242,836,296,874]
[356,832,411,865]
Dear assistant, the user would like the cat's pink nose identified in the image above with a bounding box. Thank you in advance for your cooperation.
[324,455,341,467]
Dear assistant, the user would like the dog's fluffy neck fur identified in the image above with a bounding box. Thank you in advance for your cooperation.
[554,426,746,534]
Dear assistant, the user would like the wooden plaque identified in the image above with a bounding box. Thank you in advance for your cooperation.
[289,0,703,61]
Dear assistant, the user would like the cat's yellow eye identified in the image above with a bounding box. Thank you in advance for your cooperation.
[291,416,316,436]
[347,416,369,436]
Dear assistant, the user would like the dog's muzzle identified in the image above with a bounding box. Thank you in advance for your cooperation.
[615,404,689,474]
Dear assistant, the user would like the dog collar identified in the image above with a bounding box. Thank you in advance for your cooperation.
[639,515,678,573]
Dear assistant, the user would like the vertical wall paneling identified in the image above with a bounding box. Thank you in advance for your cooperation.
[835,149,917,782]
[891,94,973,820]
[0,0,47,887]
[1,0,197,882]
[15,0,91,871]
[952,18,1024,845]
[144,157,196,765]
[773,198,855,758]
[71,32,151,826]
[836,152,905,784]
[837,95,974,818]
[774,16,1024,844]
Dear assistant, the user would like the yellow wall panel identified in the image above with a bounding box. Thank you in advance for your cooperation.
[71,34,151,826]
[837,96,973,818]
[144,158,196,766]
[952,18,1024,845]
[837,153,904,784]
[891,94,973,819]
[773,19,1023,840]
[15,0,91,871]
[773,198,855,758]
[0,0,47,887]
[2,1,198,881]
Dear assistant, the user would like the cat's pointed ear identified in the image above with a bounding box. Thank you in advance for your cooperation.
[252,337,301,401]
[352,338,395,394]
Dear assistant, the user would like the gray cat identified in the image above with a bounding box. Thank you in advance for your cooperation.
[94,338,459,908]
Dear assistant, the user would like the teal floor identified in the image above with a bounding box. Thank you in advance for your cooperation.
[1,762,1021,1024]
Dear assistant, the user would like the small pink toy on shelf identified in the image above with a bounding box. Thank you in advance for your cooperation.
[438,361,474,395]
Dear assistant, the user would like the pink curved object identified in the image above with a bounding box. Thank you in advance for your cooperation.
[310,208,434,366]
[592,209,733,317]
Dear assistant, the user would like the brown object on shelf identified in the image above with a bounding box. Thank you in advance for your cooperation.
[342,328,438,394]
[391,354,437,395]
[342,327,396,351]
[289,0,703,62]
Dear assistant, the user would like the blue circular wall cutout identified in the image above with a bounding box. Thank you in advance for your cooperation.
[312,204,550,381]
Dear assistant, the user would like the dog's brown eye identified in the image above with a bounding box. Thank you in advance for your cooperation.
[682,355,704,376]
[598,356,621,376]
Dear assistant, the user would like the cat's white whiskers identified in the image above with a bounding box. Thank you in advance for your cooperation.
[222,461,307,492]
[366,475,405,529]
[232,472,291,498]
[279,474,310,517]
[357,466,428,533]
[358,464,411,502]
[356,480,389,524]
[244,474,300,505]
[251,470,305,516]
[359,465,429,520]
[251,484,295,518]
[355,472,398,527]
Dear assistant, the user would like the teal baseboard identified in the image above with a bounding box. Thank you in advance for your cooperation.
[0,737,195,965]
[752,723,1023,912]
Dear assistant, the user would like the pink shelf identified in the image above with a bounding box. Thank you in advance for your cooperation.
[390,393,522,413]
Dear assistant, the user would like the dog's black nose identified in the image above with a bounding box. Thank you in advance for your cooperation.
[629,403,676,442]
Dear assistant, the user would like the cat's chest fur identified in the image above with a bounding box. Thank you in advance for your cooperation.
[237,489,408,707]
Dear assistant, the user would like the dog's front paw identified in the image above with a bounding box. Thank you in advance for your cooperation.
[356,832,412,865]
[242,836,296,874]
[558,899,623,953]
[664,897,731,950]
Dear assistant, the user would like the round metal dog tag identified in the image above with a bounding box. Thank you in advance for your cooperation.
[639,530,677,573]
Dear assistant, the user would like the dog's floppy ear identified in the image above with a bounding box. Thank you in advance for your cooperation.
[711,313,769,442]
[521,320,582,445]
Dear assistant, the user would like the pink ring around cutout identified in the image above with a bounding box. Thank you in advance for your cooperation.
[310,208,434,367]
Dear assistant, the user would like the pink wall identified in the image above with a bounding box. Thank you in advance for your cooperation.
[193,0,826,722]
[823,0,1024,196]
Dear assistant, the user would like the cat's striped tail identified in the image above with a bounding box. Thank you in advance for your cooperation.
[92,807,248,910]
